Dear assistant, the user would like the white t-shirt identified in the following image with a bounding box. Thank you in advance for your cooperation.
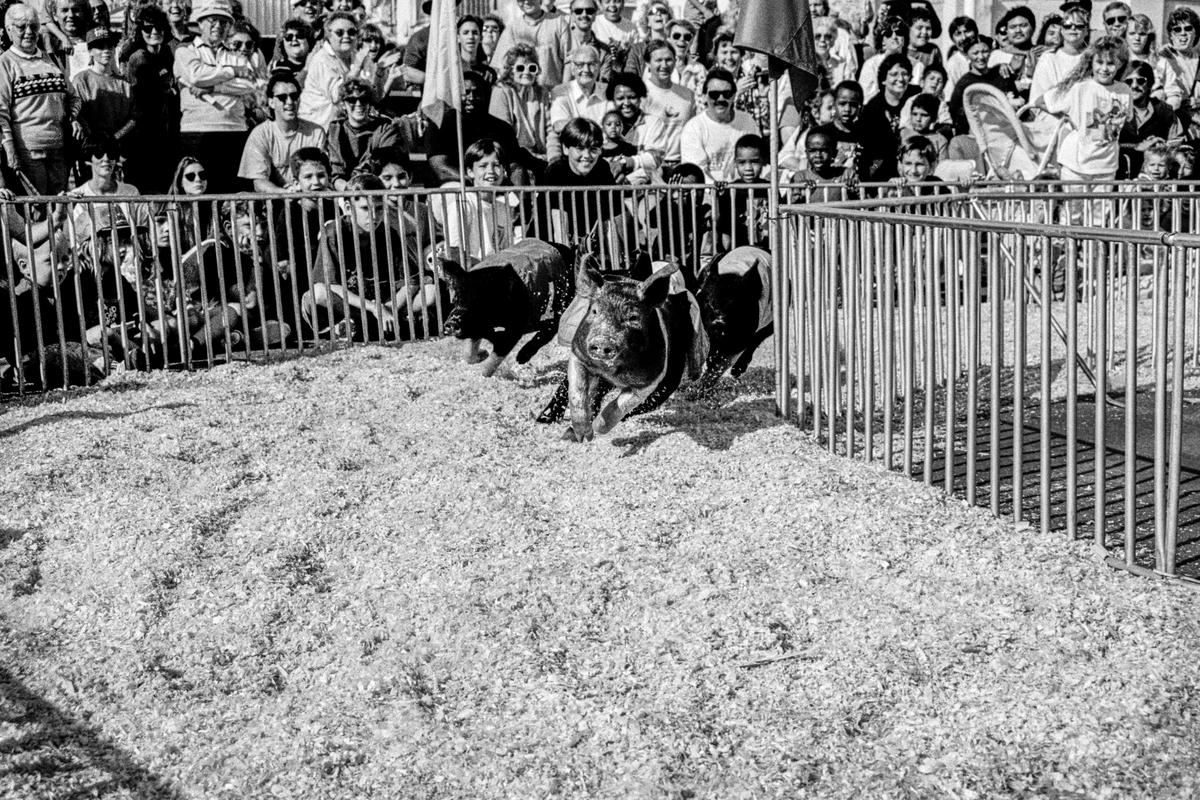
[641,81,695,164]
[1030,49,1084,106]
[679,109,758,182]
[1043,78,1133,176]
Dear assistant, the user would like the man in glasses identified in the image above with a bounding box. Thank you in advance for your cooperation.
[0,3,76,195]
[1102,1,1130,39]
[680,67,758,183]
[557,0,612,84]
[174,0,257,193]
[238,71,327,193]
[1117,60,1184,178]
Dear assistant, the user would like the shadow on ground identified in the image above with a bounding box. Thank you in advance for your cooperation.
[0,667,182,799]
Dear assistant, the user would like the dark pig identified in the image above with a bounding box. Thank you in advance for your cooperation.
[547,262,708,442]
[688,246,772,397]
[441,239,575,377]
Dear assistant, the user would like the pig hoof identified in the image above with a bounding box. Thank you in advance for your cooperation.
[480,352,505,377]
[466,350,488,365]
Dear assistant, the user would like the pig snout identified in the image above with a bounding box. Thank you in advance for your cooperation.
[586,335,619,362]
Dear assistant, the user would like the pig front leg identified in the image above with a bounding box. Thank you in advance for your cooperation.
[684,351,735,400]
[515,320,558,364]
[730,323,773,378]
[464,338,487,364]
[594,383,655,435]
[566,354,601,442]
[481,328,522,377]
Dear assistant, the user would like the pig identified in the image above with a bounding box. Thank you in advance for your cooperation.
[537,261,709,442]
[440,239,575,377]
[687,246,773,398]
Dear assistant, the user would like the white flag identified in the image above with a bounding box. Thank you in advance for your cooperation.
[419,0,462,129]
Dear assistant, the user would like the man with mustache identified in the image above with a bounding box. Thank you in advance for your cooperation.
[679,68,757,183]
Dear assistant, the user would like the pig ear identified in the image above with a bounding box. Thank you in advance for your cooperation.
[578,265,605,296]
[696,251,724,286]
[628,250,653,281]
[441,258,467,284]
[742,261,763,292]
[638,263,677,306]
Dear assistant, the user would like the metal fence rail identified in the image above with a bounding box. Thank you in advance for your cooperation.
[1,181,846,396]
[782,188,1200,584]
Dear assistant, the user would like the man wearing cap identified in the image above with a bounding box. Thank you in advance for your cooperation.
[990,5,1038,101]
[0,3,76,195]
[173,0,258,193]
[239,71,326,193]
[71,27,133,163]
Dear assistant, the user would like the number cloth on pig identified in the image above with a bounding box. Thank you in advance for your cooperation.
[470,238,571,329]
[716,246,772,332]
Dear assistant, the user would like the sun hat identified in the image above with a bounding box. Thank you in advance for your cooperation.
[190,0,234,24]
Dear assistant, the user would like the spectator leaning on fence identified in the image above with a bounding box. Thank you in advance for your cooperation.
[239,71,327,193]
[173,0,257,194]
[0,3,76,195]
[680,67,757,183]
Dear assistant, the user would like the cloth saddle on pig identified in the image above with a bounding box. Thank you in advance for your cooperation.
[687,245,773,397]
[537,260,710,441]
[441,239,575,376]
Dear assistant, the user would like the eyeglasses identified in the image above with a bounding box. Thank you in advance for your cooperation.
[1126,75,1150,86]
[330,27,358,38]
[670,31,693,41]
[1171,25,1195,33]
[513,62,539,73]
[1105,15,1128,25]
[183,170,206,181]
[813,33,834,41]
[273,90,301,102]
[1061,23,1086,30]
[707,89,734,100]
[228,39,252,51]
[8,22,37,31]
[572,7,597,15]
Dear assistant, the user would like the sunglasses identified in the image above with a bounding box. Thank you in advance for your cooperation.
[572,7,597,15]
[345,97,371,106]
[1105,15,1128,24]
[140,23,163,34]
[330,27,358,37]
[707,89,734,100]
[183,170,206,181]
[1061,23,1086,30]
[670,31,693,41]
[273,90,301,101]
[513,62,539,73]
[814,32,834,40]
[228,39,252,50]
[1126,76,1150,86]
[282,32,304,41]
[1171,25,1195,33]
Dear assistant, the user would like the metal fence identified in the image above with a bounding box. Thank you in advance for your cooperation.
[0,181,831,396]
[782,185,1200,584]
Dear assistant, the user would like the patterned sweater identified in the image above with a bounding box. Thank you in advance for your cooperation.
[0,48,73,158]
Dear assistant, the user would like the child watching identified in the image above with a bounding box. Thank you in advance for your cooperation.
[889,135,951,197]
[271,148,337,336]
[601,109,638,183]
[431,138,523,266]
[303,172,415,342]
[900,94,949,161]
[810,80,864,174]
[715,133,769,249]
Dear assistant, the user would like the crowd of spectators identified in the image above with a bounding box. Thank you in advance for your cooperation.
[0,0,1197,388]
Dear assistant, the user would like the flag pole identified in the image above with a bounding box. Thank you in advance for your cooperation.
[453,53,470,266]
[768,80,789,419]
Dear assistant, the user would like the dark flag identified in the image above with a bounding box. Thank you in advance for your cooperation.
[733,0,820,105]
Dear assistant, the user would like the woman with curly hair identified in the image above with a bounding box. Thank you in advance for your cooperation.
[488,43,549,158]
[122,4,178,191]
[270,18,314,79]
[1156,7,1200,121]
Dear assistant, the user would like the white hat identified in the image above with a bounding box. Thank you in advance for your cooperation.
[190,0,234,23]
